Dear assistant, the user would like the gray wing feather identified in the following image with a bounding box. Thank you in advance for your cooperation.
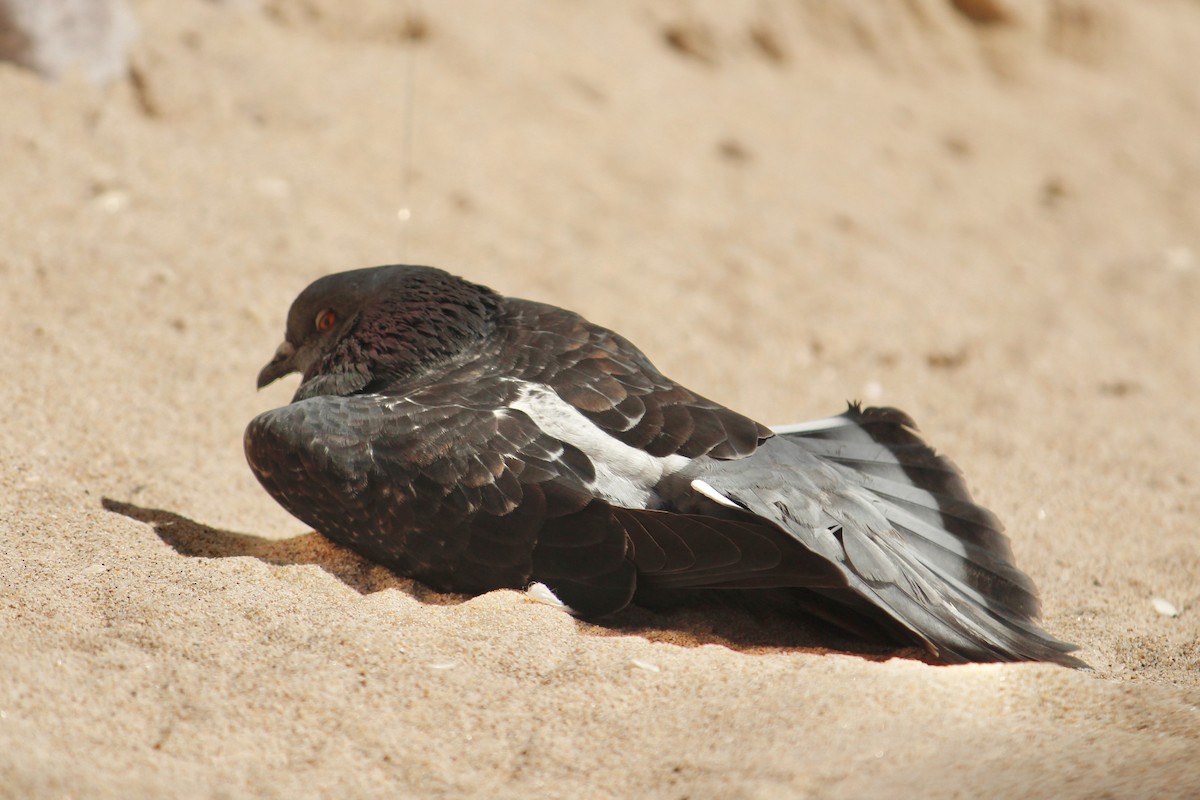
[683,413,1081,665]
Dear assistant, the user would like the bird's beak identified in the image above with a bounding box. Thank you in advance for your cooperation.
[256,341,298,389]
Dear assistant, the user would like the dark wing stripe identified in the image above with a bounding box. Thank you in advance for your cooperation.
[788,436,972,498]
[886,519,1039,619]
[837,510,1080,663]
[615,509,845,590]
[840,470,1008,547]
[680,435,1082,665]
[883,510,1040,617]
[781,411,1043,619]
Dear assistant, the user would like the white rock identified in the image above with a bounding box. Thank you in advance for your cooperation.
[1151,597,1179,618]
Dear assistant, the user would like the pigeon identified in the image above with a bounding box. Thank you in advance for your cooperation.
[245,264,1082,666]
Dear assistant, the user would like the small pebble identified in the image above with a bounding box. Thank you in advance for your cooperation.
[1151,597,1179,617]
[630,659,660,673]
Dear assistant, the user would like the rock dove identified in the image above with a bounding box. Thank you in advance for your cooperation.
[246,265,1081,665]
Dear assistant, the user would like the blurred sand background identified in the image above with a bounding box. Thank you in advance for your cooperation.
[2,1,1199,797]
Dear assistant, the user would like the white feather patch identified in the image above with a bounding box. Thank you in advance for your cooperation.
[509,383,690,507]
[526,582,576,614]
[769,416,857,435]
[690,478,740,509]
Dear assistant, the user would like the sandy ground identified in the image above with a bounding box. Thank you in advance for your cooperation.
[2,1,1199,797]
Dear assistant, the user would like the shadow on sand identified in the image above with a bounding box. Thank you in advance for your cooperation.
[102,497,912,662]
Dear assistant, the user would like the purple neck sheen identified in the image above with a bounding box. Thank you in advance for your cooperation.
[294,265,502,401]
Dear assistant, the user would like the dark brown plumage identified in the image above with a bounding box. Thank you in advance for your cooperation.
[246,265,1083,665]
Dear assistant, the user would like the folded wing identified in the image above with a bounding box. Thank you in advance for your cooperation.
[245,381,628,603]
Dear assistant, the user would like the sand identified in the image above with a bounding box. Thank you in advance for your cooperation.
[2,1,1199,797]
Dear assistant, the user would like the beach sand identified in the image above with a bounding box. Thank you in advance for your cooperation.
[2,1,1199,797]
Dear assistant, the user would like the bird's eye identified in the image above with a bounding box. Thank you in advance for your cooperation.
[315,309,338,333]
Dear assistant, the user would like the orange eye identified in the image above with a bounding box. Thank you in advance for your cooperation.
[315,309,337,333]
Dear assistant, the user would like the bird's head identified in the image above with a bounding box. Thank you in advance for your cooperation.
[256,265,502,401]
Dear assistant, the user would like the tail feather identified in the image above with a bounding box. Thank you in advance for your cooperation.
[874,503,1040,617]
[732,404,1084,666]
[778,407,1041,616]
[841,469,1007,545]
